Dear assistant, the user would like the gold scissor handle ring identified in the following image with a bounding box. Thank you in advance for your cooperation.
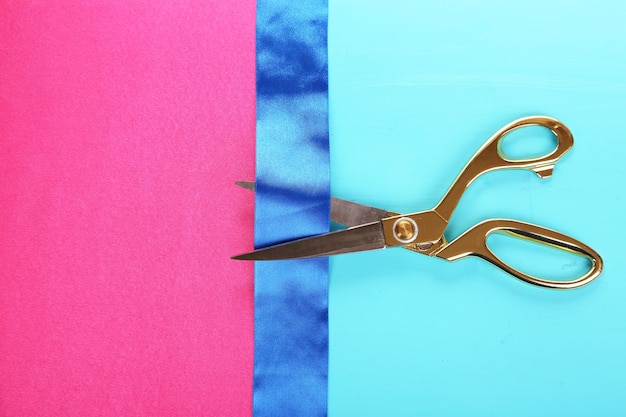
[434,219,603,289]
[434,116,574,223]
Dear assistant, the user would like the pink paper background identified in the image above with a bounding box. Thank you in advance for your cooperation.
[0,2,255,415]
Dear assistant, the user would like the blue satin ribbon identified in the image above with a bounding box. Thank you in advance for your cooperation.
[254,1,330,416]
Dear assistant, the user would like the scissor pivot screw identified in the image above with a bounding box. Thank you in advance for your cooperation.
[393,217,418,244]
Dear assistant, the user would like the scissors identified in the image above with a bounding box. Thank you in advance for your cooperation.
[233,116,603,289]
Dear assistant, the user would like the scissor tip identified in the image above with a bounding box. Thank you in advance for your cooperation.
[235,181,255,191]
[231,253,254,261]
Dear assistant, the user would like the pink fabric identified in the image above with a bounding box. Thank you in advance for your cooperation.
[0,2,255,415]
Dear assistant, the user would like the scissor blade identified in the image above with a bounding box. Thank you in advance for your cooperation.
[235,181,390,227]
[330,198,391,228]
[231,221,386,260]
[235,181,256,191]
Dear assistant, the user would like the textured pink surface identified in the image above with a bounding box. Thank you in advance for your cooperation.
[0,2,255,415]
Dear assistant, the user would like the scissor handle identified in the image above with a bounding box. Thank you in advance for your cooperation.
[434,219,602,289]
[434,116,574,222]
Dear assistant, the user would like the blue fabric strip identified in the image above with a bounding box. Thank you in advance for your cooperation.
[254,1,330,416]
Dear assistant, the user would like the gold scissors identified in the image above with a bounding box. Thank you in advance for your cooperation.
[233,116,603,289]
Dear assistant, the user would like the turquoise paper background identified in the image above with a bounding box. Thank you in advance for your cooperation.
[328,1,626,415]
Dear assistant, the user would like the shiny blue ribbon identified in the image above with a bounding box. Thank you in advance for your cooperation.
[254,1,330,416]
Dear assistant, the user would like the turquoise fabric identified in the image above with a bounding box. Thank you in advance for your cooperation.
[328,1,626,415]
